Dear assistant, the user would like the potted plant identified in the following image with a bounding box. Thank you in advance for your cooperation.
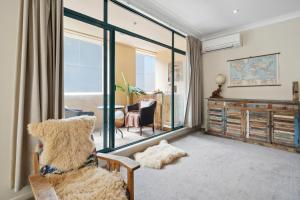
[116,72,146,105]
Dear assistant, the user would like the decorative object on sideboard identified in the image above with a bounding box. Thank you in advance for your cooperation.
[210,74,226,98]
[292,81,299,102]
[227,53,280,87]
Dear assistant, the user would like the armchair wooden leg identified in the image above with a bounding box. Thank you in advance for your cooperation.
[127,170,134,200]
[140,127,142,136]
[152,124,155,133]
[127,127,129,131]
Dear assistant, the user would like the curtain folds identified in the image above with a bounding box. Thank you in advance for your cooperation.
[184,36,203,128]
[11,0,63,191]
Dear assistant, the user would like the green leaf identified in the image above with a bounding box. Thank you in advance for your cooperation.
[128,86,146,95]
[117,72,146,96]
[115,84,125,92]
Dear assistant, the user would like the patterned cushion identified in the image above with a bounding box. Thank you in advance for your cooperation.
[140,100,153,108]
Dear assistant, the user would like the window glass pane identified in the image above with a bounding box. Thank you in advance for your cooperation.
[64,0,103,20]
[174,53,187,127]
[136,52,156,92]
[108,1,172,46]
[174,33,187,51]
[64,16,106,151]
[64,36,102,93]
[64,17,103,93]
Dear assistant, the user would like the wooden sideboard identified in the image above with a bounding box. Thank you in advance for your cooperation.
[207,98,300,151]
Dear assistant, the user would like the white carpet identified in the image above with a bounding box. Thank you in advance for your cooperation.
[135,132,300,200]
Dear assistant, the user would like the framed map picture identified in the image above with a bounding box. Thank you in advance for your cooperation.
[228,53,280,87]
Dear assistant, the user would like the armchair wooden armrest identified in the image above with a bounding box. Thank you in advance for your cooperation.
[96,153,140,200]
[33,152,40,175]
[96,153,140,171]
[29,175,58,200]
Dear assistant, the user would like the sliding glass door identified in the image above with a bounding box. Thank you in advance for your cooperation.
[63,0,187,152]
[113,31,173,148]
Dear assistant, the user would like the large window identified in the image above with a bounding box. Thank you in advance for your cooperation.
[64,0,187,152]
[136,52,156,92]
[64,36,103,93]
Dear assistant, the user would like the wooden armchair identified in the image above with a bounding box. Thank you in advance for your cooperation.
[29,151,140,200]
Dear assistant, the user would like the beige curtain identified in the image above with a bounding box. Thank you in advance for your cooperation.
[11,0,63,191]
[184,36,203,128]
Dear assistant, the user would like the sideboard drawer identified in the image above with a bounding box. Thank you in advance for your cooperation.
[246,103,269,109]
[272,112,296,146]
[207,106,224,134]
[271,104,298,111]
[247,111,270,142]
[208,101,224,108]
[225,101,244,108]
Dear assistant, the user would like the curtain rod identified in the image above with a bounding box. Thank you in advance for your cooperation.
[227,52,280,62]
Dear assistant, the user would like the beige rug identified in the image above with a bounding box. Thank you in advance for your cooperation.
[134,140,187,169]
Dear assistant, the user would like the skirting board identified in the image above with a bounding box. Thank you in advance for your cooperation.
[111,127,196,157]
[9,185,33,200]
[11,127,196,200]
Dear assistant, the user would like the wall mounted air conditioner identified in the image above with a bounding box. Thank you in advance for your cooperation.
[202,33,241,53]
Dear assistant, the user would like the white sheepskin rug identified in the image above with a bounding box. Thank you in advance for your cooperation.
[46,166,127,200]
[134,140,187,169]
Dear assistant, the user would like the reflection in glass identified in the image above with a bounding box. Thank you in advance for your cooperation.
[174,53,188,127]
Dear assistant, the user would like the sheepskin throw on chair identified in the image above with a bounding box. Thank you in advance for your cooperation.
[28,116,128,200]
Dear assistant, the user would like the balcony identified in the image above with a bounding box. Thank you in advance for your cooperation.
[64,92,180,150]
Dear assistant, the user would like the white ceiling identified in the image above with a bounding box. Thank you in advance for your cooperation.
[123,0,300,39]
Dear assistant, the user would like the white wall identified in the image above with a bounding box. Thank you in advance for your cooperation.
[203,17,300,128]
[155,50,171,92]
[0,0,33,200]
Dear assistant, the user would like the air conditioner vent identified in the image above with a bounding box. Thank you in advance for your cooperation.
[202,33,242,53]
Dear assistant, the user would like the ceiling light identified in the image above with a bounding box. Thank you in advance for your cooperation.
[233,9,239,14]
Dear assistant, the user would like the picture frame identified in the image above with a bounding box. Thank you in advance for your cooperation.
[168,61,183,83]
[227,53,280,87]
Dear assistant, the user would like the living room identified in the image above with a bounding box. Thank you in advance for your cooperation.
[1,0,300,200]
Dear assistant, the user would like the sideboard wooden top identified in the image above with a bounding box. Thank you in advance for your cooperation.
[207,98,300,105]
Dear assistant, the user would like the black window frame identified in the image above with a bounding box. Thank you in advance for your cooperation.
[64,0,187,153]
